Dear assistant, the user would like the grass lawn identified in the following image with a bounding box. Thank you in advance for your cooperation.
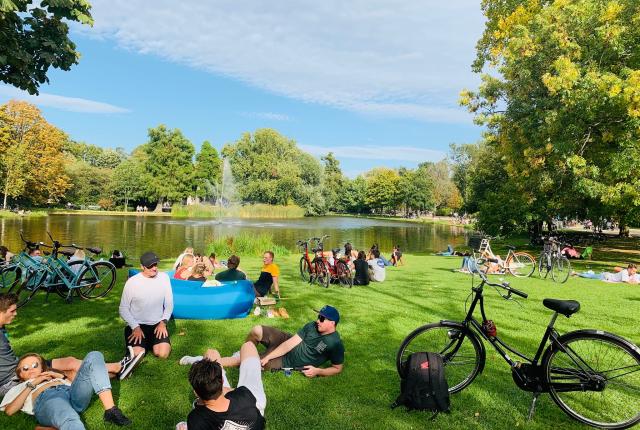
[1,252,638,429]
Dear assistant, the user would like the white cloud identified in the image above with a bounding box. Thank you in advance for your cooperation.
[239,111,291,121]
[75,1,484,123]
[300,144,446,163]
[0,86,130,114]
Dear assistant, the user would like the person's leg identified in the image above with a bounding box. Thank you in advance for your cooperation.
[150,321,171,359]
[237,342,266,416]
[578,272,605,280]
[124,326,146,358]
[51,356,81,381]
[68,351,114,413]
[215,324,265,367]
[34,388,85,430]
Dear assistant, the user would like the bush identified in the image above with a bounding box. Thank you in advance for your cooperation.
[171,203,304,219]
[206,232,290,257]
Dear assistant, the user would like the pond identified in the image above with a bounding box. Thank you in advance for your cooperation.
[0,214,471,260]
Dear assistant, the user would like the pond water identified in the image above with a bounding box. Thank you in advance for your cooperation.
[0,215,471,260]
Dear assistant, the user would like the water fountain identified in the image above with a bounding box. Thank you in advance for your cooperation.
[214,158,238,223]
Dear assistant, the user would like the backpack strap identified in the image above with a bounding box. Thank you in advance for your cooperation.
[426,352,450,413]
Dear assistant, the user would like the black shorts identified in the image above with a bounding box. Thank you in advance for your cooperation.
[258,325,292,370]
[124,322,170,352]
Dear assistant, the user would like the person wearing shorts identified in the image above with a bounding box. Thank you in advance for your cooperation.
[184,305,345,379]
[176,342,266,430]
[119,251,174,359]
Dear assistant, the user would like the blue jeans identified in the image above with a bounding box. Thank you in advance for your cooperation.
[33,351,111,430]
[578,271,605,280]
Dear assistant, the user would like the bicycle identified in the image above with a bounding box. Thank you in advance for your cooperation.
[478,238,536,277]
[297,237,318,282]
[0,233,45,291]
[311,235,353,288]
[396,257,640,428]
[12,233,116,307]
[538,237,571,283]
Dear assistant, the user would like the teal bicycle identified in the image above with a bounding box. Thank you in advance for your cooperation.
[10,232,116,307]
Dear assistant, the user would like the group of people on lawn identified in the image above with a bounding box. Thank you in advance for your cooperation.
[340,242,403,286]
[0,250,344,429]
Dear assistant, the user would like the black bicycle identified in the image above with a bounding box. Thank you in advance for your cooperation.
[397,257,640,428]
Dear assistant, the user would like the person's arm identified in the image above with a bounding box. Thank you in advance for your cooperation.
[260,334,302,366]
[3,375,52,415]
[272,276,280,297]
[302,363,343,378]
[118,282,139,330]
[161,277,174,322]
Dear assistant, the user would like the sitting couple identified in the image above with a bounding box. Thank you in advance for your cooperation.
[0,293,142,429]
[177,306,344,429]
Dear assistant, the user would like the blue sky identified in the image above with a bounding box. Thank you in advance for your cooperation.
[0,1,486,177]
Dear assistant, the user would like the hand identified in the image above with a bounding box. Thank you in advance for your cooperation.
[204,349,221,362]
[128,326,145,344]
[33,373,54,385]
[42,370,64,379]
[302,365,319,378]
[154,321,168,338]
[260,357,270,368]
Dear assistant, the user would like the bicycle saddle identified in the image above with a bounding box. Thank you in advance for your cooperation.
[59,249,74,257]
[87,247,102,255]
[543,299,580,317]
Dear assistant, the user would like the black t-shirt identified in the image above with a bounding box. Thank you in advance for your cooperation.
[353,260,369,285]
[187,387,265,430]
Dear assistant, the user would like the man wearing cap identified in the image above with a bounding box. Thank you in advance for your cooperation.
[181,305,344,378]
[119,251,174,359]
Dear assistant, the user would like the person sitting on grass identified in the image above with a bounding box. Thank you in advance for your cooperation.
[180,306,344,379]
[173,247,195,270]
[208,253,224,270]
[1,352,132,428]
[573,263,639,283]
[390,245,403,266]
[188,263,208,282]
[367,249,386,282]
[176,342,266,430]
[436,245,454,256]
[215,255,246,282]
[175,254,195,280]
[353,251,370,286]
[252,251,280,298]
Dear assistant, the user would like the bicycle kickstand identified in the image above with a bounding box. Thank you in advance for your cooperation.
[527,392,540,421]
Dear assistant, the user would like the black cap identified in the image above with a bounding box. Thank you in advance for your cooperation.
[140,251,160,268]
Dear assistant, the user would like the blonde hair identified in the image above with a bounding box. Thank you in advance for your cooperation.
[180,254,195,268]
[192,263,207,277]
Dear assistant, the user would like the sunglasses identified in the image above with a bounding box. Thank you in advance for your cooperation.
[145,263,158,269]
[317,315,326,322]
[21,361,39,371]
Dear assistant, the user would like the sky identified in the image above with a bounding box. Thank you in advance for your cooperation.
[0,1,487,177]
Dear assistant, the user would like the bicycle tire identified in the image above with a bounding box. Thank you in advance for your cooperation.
[12,269,45,308]
[0,265,21,290]
[336,260,352,288]
[551,256,571,283]
[543,330,640,429]
[506,252,536,277]
[77,261,116,299]
[51,260,85,298]
[538,252,551,278]
[313,259,330,288]
[299,257,311,282]
[397,321,485,394]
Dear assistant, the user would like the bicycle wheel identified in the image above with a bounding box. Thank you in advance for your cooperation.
[506,252,536,277]
[299,257,311,282]
[397,322,485,394]
[538,252,551,278]
[312,259,330,288]
[52,260,85,299]
[543,331,640,429]
[12,269,45,308]
[336,260,353,288]
[77,262,116,299]
[0,265,21,290]
[551,256,571,283]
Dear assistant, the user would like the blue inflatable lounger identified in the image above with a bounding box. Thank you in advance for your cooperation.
[127,269,255,320]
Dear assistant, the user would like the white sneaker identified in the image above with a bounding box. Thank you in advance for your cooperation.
[119,350,145,380]
[179,355,203,365]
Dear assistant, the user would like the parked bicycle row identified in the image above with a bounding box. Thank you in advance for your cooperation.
[0,232,116,308]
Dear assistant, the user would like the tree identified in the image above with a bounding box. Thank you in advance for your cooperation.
[64,140,125,168]
[321,152,346,212]
[0,0,93,95]
[421,160,458,214]
[339,177,369,214]
[109,153,146,211]
[0,100,69,208]
[141,125,195,209]
[64,159,112,205]
[396,167,435,216]
[463,0,640,236]
[364,168,400,214]
[193,141,221,201]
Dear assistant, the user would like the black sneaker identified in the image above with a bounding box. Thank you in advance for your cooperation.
[118,348,145,380]
[104,406,131,426]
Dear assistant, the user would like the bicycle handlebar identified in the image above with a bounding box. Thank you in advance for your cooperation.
[475,257,528,299]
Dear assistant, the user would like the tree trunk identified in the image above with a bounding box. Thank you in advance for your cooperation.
[618,223,630,237]
[154,197,163,212]
[3,180,8,210]
[124,193,129,212]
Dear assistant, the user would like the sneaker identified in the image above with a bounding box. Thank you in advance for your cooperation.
[179,355,203,366]
[118,350,145,380]
[104,406,131,426]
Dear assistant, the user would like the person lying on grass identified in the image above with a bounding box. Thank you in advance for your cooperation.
[0,352,131,428]
[180,305,344,378]
[572,263,639,284]
[0,293,142,403]
[176,342,266,430]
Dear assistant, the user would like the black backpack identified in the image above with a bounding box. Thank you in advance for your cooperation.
[392,352,450,416]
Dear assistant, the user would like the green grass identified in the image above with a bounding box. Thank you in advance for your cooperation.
[206,232,291,257]
[1,253,638,429]
[171,203,305,219]
[0,209,48,219]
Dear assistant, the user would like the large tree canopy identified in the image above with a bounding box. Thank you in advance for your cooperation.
[462,0,640,235]
[0,0,93,95]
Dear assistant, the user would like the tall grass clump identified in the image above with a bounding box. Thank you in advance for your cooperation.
[171,203,304,219]
[0,209,48,218]
[206,232,290,257]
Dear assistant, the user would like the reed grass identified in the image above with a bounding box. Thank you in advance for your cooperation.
[206,232,291,257]
[171,203,304,219]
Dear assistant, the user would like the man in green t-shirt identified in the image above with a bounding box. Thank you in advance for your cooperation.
[214,255,247,282]
[181,306,344,378]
